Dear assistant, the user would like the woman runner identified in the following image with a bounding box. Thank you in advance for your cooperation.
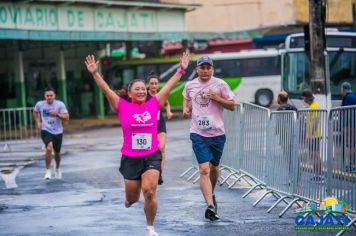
[85,52,189,236]
[146,72,173,185]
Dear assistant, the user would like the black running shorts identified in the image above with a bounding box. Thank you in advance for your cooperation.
[157,111,167,133]
[41,130,63,153]
[119,150,162,180]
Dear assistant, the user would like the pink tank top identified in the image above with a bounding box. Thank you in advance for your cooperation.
[117,96,160,157]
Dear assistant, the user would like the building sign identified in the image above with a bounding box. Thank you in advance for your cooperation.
[0,3,185,32]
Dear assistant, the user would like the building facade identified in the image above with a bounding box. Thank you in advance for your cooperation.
[0,0,196,117]
[162,0,355,32]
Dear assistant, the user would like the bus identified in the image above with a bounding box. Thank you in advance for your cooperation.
[282,30,356,109]
[103,49,281,108]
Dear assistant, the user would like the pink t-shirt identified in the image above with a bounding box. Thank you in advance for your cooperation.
[183,77,235,137]
[117,96,160,157]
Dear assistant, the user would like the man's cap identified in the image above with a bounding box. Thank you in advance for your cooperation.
[197,56,213,67]
[302,89,314,99]
[341,82,352,90]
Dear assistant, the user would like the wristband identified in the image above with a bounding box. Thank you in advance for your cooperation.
[177,67,186,75]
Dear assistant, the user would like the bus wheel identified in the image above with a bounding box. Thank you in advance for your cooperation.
[255,89,273,107]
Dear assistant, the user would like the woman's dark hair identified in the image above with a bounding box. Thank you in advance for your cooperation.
[127,79,145,92]
[146,71,159,83]
[116,87,128,97]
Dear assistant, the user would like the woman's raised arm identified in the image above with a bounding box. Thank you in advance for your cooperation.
[85,55,120,111]
[156,51,190,107]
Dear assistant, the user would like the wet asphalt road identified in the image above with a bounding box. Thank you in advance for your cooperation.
[0,119,355,236]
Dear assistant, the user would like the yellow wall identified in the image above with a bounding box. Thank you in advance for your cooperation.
[294,0,353,24]
[162,0,295,32]
[162,0,354,32]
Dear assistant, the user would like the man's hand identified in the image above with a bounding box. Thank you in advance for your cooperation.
[49,109,58,117]
[183,107,191,119]
[207,89,219,101]
[207,89,235,111]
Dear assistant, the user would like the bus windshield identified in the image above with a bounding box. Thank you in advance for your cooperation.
[283,51,356,98]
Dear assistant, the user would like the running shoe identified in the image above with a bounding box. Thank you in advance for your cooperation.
[145,226,159,236]
[205,205,220,221]
[213,194,217,212]
[54,168,62,179]
[158,174,164,185]
[44,169,52,180]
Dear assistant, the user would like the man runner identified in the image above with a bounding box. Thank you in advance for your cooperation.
[183,56,235,221]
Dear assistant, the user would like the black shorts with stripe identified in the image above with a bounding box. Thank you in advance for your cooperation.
[119,150,162,180]
[41,130,63,153]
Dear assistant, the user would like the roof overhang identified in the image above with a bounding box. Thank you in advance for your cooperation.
[0,29,262,41]
[24,0,199,11]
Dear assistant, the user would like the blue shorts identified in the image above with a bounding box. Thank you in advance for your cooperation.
[190,133,226,166]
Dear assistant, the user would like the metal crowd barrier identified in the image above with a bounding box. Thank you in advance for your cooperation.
[328,106,356,210]
[274,109,329,217]
[254,111,298,212]
[294,109,329,201]
[0,107,40,151]
[328,106,356,235]
[238,103,270,197]
[181,146,232,185]
[179,150,200,183]
[219,104,246,188]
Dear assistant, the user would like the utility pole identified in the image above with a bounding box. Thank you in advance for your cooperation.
[309,0,327,94]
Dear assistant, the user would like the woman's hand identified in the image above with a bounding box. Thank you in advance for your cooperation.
[157,51,190,107]
[180,50,190,70]
[167,111,173,120]
[85,55,99,74]
[84,55,120,111]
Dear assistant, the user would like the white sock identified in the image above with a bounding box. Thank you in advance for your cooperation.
[146,225,154,231]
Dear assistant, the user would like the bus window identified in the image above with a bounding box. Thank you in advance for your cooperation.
[329,51,356,97]
[158,63,176,75]
[159,63,196,82]
[213,60,242,78]
[214,57,281,79]
[137,64,157,79]
[158,63,177,81]
[123,68,135,85]
[283,52,310,93]
[206,56,281,79]
[241,57,280,77]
